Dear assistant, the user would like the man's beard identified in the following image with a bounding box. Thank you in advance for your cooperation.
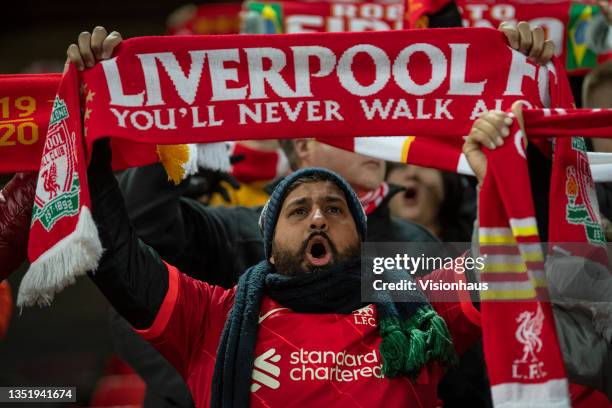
[271,231,360,276]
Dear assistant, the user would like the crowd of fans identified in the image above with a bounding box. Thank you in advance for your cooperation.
[0,1,611,407]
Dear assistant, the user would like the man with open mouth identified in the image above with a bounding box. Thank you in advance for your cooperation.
[84,134,481,407]
[303,234,335,268]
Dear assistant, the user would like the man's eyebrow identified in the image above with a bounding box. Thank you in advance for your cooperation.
[284,197,310,209]
[321,195,346,204]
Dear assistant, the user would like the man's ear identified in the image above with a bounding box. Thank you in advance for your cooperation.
[269,256,275,265]
[294,139,313,165]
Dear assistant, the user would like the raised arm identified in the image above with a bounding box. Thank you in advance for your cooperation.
[88,137,229,377]
[64,27,165,328]
[87,139,169,329]
[69,28,238,379]
[118,164,200,271]
[70,25,263,288]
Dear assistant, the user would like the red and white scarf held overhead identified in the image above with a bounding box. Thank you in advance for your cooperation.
[17,29,556,307]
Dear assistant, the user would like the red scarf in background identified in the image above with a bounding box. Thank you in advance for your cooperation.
[0,74,61,173]
[229,142,289,183]
[457,0,612,75]
[245,0,405,33]
[406,0,612,74]
[0,74,161,174]
[359,182,390,215]
[166,3,242,36]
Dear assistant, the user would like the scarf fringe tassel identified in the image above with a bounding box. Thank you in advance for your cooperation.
[197,142,230,172]
[380,308,457,378]
[16,206,103,308]
[157,143,230,185]
[491,379,571,408]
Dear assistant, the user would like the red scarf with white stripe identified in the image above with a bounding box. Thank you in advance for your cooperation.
[479,92,609,408]
[359,182,390,215]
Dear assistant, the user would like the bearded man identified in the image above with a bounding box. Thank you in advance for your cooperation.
[85,136,479,407]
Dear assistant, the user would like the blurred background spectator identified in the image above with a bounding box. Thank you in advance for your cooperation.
[385,163,476,243]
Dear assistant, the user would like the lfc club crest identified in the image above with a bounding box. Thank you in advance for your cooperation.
[512,304,546,380]
[353,305,376,326]
[31,97,80,231]
[565,138,605,244]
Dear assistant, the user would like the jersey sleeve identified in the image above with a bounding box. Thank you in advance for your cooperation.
[133,262,235,378]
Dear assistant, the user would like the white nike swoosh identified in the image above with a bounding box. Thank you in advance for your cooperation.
[258,307,288,324]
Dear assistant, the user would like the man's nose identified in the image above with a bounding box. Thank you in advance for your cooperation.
[405,164,418,179]
[310,208,327,231]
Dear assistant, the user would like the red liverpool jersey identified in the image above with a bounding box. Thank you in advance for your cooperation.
[135,264,481,408]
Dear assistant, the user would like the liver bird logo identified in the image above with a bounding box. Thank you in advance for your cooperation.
[515,304,544,363]
[42,162,61,200]
[354,305,374,317]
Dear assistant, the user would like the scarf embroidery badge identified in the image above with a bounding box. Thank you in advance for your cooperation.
[31,96,79,231]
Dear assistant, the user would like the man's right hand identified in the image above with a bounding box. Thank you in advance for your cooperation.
[66,26,122,71]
